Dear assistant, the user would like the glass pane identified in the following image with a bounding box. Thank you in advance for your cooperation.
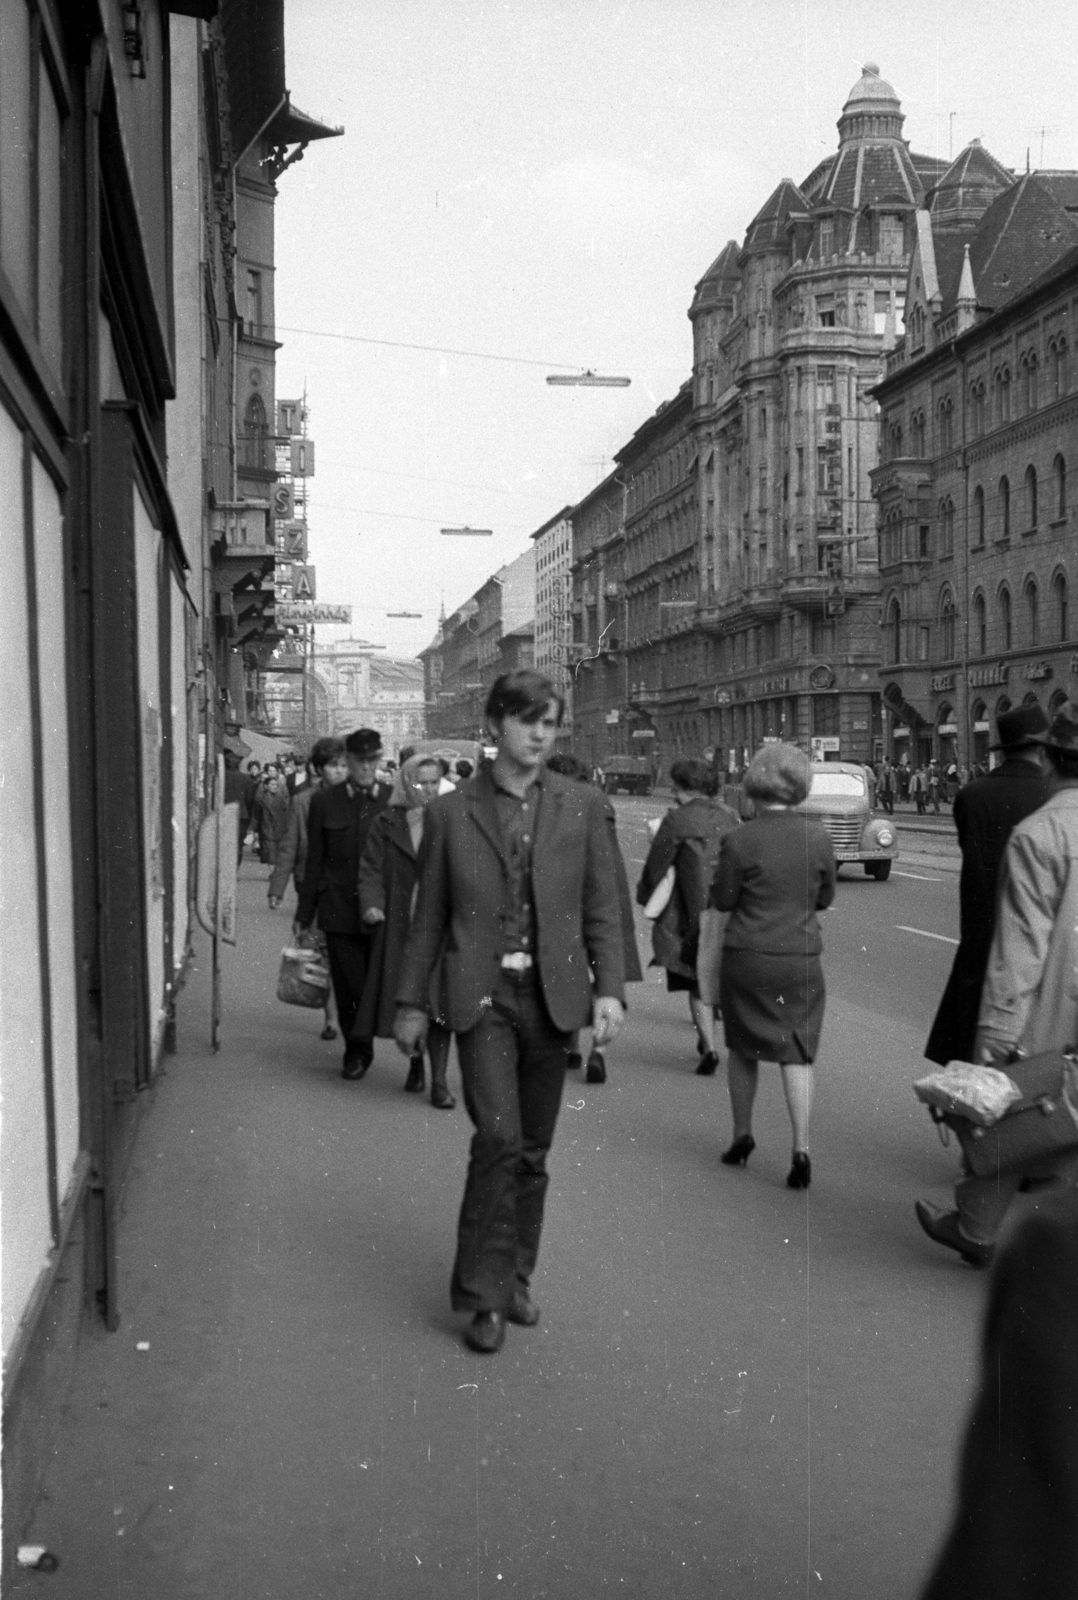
[810,773,865,797]
[0,0,33,311]
[38,53,64,375]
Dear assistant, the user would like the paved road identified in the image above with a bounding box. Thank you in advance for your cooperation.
[16,805,984,1600]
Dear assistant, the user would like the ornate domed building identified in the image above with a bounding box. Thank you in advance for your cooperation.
[688,65,949,770]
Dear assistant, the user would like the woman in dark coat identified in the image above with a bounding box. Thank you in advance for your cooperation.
[636,758,739,1074]
[357,756,455,1108]
[711,742,836,1188]
[546,753,643,1082]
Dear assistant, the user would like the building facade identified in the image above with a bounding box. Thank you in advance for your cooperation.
[569,470,628,770]
[692,65,946,770]
[531,505,574,729]
[619,383,702,780]
[0,3,339,1562]
[423,549,535,740]
[872,164,1078,768]
[311,644,426,752]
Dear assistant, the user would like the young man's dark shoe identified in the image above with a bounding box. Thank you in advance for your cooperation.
[465,1311,506,1353]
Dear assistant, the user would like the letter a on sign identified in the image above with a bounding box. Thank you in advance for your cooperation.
[292,565,316,601]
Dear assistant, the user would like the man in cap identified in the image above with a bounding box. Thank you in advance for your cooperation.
[296,728,391,1078]
[923,704,1054,1069]
[917,702,1075,1267]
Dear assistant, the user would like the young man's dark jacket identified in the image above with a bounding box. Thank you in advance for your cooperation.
[396,765,625,1034]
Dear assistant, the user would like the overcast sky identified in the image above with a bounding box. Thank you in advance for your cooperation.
[274,0,1078,661]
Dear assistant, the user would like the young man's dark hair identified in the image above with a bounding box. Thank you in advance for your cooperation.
[310,735,346,773]
[484,670,564,727]
[670,757,719,797]
[398,745,416,766]
[455,758,474,781]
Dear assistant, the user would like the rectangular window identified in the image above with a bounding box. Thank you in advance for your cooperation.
[874,291,890,336]
[813,694,840,734]
[919,523,930,558]
[918,624,931,660]
[818,219,834,258]
[0,4,65,377]
[817,296,835,328]
[879,214,905,261]
[817,367,836,407]
[796,447,804,494]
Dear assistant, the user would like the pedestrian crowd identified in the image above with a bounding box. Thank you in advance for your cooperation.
[237,675,1077,1592]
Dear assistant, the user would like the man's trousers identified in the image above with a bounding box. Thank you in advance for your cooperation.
[450,969,571,1314]
[324,931,373,1061]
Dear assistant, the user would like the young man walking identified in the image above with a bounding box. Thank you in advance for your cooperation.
[394,672,625,1353]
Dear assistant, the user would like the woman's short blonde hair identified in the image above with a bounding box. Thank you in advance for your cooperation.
[743,742,811,806]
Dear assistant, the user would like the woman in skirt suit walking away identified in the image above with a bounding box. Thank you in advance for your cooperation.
[711,743,836,1188]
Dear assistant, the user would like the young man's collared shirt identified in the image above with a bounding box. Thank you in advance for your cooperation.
[493,772,540,955]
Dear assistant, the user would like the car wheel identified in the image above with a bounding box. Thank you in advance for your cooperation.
[870,860,892,881]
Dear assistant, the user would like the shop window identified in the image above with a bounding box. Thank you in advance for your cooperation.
[1025,465,1038,531]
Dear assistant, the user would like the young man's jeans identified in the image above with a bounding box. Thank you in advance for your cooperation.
[451,968,571,1314]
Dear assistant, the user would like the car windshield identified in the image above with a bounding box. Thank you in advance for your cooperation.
[810,772,865,798]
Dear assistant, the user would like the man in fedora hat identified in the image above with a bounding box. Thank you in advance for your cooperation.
[296,728,391,1078]
[923,704,1054,1071]
[917,702,1078,1266]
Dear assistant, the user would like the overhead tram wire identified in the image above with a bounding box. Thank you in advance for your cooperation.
[274,323,584,372]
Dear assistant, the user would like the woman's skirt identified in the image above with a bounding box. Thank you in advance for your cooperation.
[719,948,825,1064]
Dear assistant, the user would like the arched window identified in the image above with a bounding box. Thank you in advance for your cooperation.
[1025,578,1039,646]
[1022,353,1038,413]
[888,421,903,461]
[973,485,985,546]
[973,591,987,656]
[970,380,986,436]
[1050,339,1069,400]
[910,410,926,457]
[1054,572,1068,641]
[939,589,957,659]
[937,397,954,452]
[1025,464,1038,530]
[939,496,955,556]
[994,366,1011,425]
[1054,454,1067,520]
[241,393,268,470]
[1000,475,1011,539]
[887,598,902,665]
[1000,586,1012,651]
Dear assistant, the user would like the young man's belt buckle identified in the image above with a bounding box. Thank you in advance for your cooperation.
[500,951,534,972]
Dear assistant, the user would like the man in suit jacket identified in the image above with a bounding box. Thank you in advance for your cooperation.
[296,727,391,1078]
[394,672,626,1354]
[924,705,1054,1067]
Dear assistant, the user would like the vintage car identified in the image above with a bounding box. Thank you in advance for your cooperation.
[601,755,653,795]
[798,761,898,879]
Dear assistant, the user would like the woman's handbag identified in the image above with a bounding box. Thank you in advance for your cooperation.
[643,866,675,921]
[695,908,727,1008]
[277,945,332,1009]
[926,1051,1078,1178]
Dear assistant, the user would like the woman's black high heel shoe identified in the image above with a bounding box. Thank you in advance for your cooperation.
[786,1152,811,1189]
[720,1135,755,1166]
[696,1050,719,1077]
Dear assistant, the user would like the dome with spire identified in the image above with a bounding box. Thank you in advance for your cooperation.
[928,139,1013,233]
[837,62,904,143]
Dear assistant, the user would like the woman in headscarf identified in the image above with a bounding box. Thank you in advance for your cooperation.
[357,755,455,1108]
